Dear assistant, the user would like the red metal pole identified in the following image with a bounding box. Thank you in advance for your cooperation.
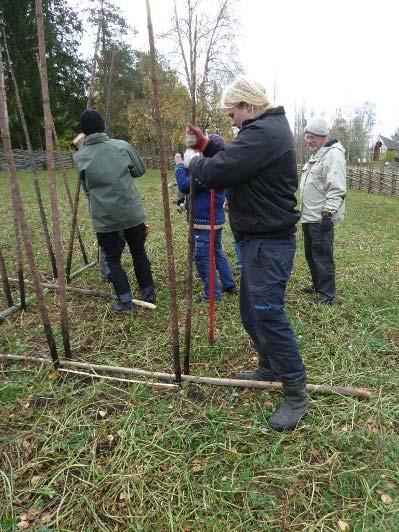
[208,188,215,345]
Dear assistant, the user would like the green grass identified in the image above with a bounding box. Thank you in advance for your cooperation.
[0,169,399,531]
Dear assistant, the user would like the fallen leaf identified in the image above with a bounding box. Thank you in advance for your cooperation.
[338,519,350,531]
[17,521,29,530]
[31,476,41,487]
[98,409,107,417]
[381,493,392,504]
[41,512,52,524]
[106,434,114,446]
[27,508,40,517]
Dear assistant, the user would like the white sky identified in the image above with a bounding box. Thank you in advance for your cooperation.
[76,0,399,138]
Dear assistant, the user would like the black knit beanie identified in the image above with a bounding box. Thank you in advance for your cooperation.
[80,109,105,135]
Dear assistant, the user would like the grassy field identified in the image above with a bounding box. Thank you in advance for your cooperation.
[0,169,398,531]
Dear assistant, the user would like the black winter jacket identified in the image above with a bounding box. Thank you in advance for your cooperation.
[189,107,300,240]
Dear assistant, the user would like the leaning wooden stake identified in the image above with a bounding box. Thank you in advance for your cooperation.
[146,0,181,382]
[50,114,89,273]
[2,29,57,279]
[0,354,376,399]
[0,247,14,308]
[0,58,58,365]
[35,0,71,359]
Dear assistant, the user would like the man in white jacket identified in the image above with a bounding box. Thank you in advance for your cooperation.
[300,118,346,305]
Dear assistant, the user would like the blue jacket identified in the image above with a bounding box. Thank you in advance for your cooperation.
[175,164,226,229]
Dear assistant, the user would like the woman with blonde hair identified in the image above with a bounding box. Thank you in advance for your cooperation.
[184,77,308,431]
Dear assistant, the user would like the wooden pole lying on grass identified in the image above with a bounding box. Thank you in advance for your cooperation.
[146,0,181,383]
[0,290,50,321]
[0,354,376,398]
[7,278,157,309]
[0,262,94,322]
[0,247,14,308]
[57,368,178,391]
[35,0,71,359]
[0,57,59,365]
[2,29,57,279]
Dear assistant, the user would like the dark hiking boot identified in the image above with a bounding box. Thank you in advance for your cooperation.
[316,297,335,306]
[143,292,156,304]
[234,366,280,382]
[300,285,315,294]
[113,301,133,313]
[267,377,308,431]
[222,285,238,295]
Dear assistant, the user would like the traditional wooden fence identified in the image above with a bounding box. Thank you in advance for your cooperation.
[0,149,176,172]
[0,148,75,171]
[346,165,399,197]
[2,150,399,198]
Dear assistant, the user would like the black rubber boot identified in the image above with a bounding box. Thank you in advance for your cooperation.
[267,377,308,431]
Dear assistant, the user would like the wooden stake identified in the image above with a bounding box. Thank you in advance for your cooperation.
[146,0,181,382]
[35,0,71,359]
[50,117,89,271]
[2,29,57,279]
[0,354,376,398]
[0,247,14,307]
[0,57,58,365]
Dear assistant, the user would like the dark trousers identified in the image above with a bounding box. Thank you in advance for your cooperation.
[302,223,335,301]
[240,237,306,381]
[97,223,154,303]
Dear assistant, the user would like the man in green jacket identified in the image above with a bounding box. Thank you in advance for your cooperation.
[74,109,155,312]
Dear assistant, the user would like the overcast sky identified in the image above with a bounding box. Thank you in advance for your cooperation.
[76,0,398,137]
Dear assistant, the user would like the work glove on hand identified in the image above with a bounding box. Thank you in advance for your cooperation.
[320,211,333,232]
[185,124,208,152]
[183,148,200,168]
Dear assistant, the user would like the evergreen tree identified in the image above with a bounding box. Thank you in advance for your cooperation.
[1,0,87,148]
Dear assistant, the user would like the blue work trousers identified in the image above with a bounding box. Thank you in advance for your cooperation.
[194,229,234,300]
[240,237,306,381]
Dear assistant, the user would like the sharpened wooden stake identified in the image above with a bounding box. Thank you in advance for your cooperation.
[0,55,58,365]
[35,0,72,358]
[146,0,181,382]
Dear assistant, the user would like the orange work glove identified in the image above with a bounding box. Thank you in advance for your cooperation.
[185,124,208,153]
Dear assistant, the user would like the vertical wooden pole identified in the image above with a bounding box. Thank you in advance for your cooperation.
[0,247,14,308]
[208,188,215,345]
[35,0,72,359]
[50,119,89,276]
[2,29,58,279]
[145,0,181,382]
[0,52,58,365]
